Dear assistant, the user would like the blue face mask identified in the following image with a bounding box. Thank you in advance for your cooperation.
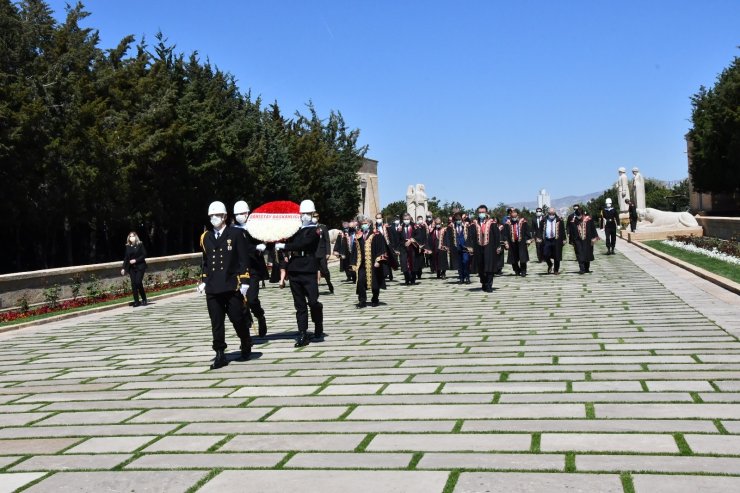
[361,224,369,231]
[478,213,486,220]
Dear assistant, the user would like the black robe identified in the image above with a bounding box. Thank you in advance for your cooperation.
[398,224,424,273]
[333,231,359,273]
[539,217,567,261]
[471,219,502,275]
[354,231,391,293]
[429,226,450,272]
[572,216,599,262]
[505,219,531,264]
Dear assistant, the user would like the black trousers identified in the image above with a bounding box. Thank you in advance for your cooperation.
[579,261,591,273]
[206,291,251,351]
[605,226,617,250]
[246,276,265,319]
[630,218,637,232]
[358,287,380,303]
[479,272,493,291]
[535,240,543,262]
[318,257,331,283]
[288,271,323,334]
[543,239,560,272]
[129,268,146,303]
[509,244,527,275]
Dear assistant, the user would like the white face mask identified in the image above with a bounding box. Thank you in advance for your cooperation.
[403,219,410,225]
[210,215,224,228]
[235,214,247,225]
[311,217,318,224]
[393,220,400,225]
[301,213,312,224]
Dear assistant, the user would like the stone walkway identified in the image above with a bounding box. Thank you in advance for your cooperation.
[0,238,738,492]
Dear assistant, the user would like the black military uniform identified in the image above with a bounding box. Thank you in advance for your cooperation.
[283,225,324,346]
[200,225,252,368]
[315,221,334,293]
[235,224,269,336]
[600,205,620,254]
[123,242,147,306]
[627,201,638,233]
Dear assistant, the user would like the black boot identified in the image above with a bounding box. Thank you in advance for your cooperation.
[313,323,325,342]
[327,281,334,294]
[257,316,268,337]
[210,350,228,370]
[295,332,310,347]
[240,342,251,360]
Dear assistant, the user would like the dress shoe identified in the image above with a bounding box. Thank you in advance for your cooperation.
[294,332,310,347]
[132,301,141,307]
[554,271,560,275]
[371,299,379,307]
[547,266,552,274]
[240,344,251,360]
[257,316,268,337]
[141,300,148,306]
[328,282,334,294]
[312,331,325,342]
[356,302,367,309]
[210,350,228,370]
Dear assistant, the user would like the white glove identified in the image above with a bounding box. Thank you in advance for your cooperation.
[240,284,249,296]
[275,243,285,251]
[196,283,206,294]
[256,243,266,252]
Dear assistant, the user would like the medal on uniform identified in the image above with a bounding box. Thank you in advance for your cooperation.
[227,239,232,251]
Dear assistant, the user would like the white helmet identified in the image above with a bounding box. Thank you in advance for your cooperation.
[208,201,227,215]
[605,198,612,206]
[233,200,250,214]
[299,199,316,214]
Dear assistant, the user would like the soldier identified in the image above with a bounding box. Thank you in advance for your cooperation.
[540,207,566,274]
[505,208,532,277]
[275,200,324,346]
[600,198,619,254]
[312,212,334,293]
[197,201,252,369]
[233,201,269,337]
[626,198,638,233]
[471,205,504,293]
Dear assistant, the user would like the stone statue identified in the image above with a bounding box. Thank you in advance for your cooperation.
[632,167,646,212]
[415,184,428,219]
[616,167,631,212]
[638,208,699,230]
[406,185,416,218]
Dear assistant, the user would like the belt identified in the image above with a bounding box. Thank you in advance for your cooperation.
[290,251,309,257]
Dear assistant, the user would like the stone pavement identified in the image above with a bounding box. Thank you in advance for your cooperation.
[0,238,738,492]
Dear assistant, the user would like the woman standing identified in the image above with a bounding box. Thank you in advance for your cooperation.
[121,232,147,306]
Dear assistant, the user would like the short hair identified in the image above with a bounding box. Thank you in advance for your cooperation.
[453,213,462,220]
[477,204,488,212]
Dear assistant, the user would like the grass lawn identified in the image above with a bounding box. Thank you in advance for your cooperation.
[0,283,196,328]
[644,240,740,284]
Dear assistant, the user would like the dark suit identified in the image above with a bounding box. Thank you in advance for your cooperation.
[531,215,544,262]
[315,223,333,290]
[123,243,147,303]
[284,225,324,336]
[200,226,252,351]
[539,216,566,273]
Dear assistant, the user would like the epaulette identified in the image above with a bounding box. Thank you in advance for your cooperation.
[199,231,208,251]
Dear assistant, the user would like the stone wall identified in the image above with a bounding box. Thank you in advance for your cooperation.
[694,216,740,241]
[0,253,201,310]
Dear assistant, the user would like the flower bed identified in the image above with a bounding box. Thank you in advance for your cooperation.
[663,235,740,266]
[0,278,198,325]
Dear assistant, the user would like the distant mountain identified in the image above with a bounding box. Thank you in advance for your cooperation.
[510,191,602,211]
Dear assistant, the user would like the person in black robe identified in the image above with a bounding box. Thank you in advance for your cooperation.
[600,198,620,254]
[471,205,503,293]
[415,216,430,279]
[332,222,350,281]
[430,217,450,279]
[539,207,567,274]
[398,213,424,285]
[566,203,581,261]
[375,213,396,281]
[353,218,395,307]
[333,220,359,283]
[531,207,545,262]
[505,208,532,277]
[572,209,599,274]
[449,213,474,284]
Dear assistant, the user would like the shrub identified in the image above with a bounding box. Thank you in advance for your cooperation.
[42,284,61,308]
[668,235,740,258]
[16,294,30,313]
[85,275,103,299]
[70,274,83,300]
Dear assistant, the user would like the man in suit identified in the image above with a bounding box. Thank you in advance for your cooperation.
[540,207,567,274]
[531,207,545,262]
[198,201,252,370]
[275,200,324,346]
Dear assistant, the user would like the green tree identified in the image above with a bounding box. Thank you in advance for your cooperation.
[381,200,407,220]
[687,54,740,194]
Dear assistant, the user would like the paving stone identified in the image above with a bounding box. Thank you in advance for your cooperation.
[0,412,49,426]
[178,420,456,434]
[125,453,286,469]
[453,472,623,493]
[646,380,715,391]
[417,453,564,471]
[133,388,235,399]
[721,420,740,433]
[14,390,141,403]
[65,435,157,453]
[318,384,383,395]
[0,424,176,438]
[40,397,246,411]
[0,473,46,493]
[442,382,566,393]
[367,434,531,452]
[10,454,130,471]
[249,394,492,407]
[595,403,740,418]
[571,381,644,392]
[286,452,412,469]
[382,383,440,394]
[631,474,740,493]
[499,392,693,403]
[198,470,449,493]
[23,471,207,493]
[577,454,740,474]
[700,392,740,402]
[716,381,740,391]
[684,434,740,454]
[540,433,678,453]
[462,419,718,433]
[129,407,272,423]
[267,406,349,421]
[0,438,80,454]
[229,386,321,397]
[0,456,23,468]
[141,435,225,452]
[348,404,584,420]
[35,410,140,425]
[219,434,365,452]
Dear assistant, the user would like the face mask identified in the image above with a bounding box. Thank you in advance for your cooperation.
[478,213,486,220]
[548,214,555,219]
[301,213,312,223]
[536,212,542,217]
[393,220,400,225]
[511,217,518,222]
[361,224,369,231]
[311,217,318,224]
[435,224,441,229]
[576,211,582,217]
[210,215,223,228]
[403,219,410,225]
[235,214,247,225]
[376,219,383,225]
[455,220,462,226]
[348,226,356,232]
[426,218,432,224]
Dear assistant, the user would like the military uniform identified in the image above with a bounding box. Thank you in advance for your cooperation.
[315,222,334,293]
[234,224,269,335]
[199,226,252,356]
[283,224,324,345]
[600,206,620,254]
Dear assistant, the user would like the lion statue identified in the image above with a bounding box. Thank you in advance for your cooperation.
[639,208,699,229]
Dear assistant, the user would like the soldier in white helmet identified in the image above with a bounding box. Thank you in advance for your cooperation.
[232,200,269,336]
[197,201,252,369]
[275,199,324,347]
[600,197,619,255]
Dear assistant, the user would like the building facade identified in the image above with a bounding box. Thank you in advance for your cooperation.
[358,158,380,219]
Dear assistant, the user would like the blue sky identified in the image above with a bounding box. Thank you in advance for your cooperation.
[46,0,739,209]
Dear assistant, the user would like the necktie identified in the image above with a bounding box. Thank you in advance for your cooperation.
[215,231,220,240]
